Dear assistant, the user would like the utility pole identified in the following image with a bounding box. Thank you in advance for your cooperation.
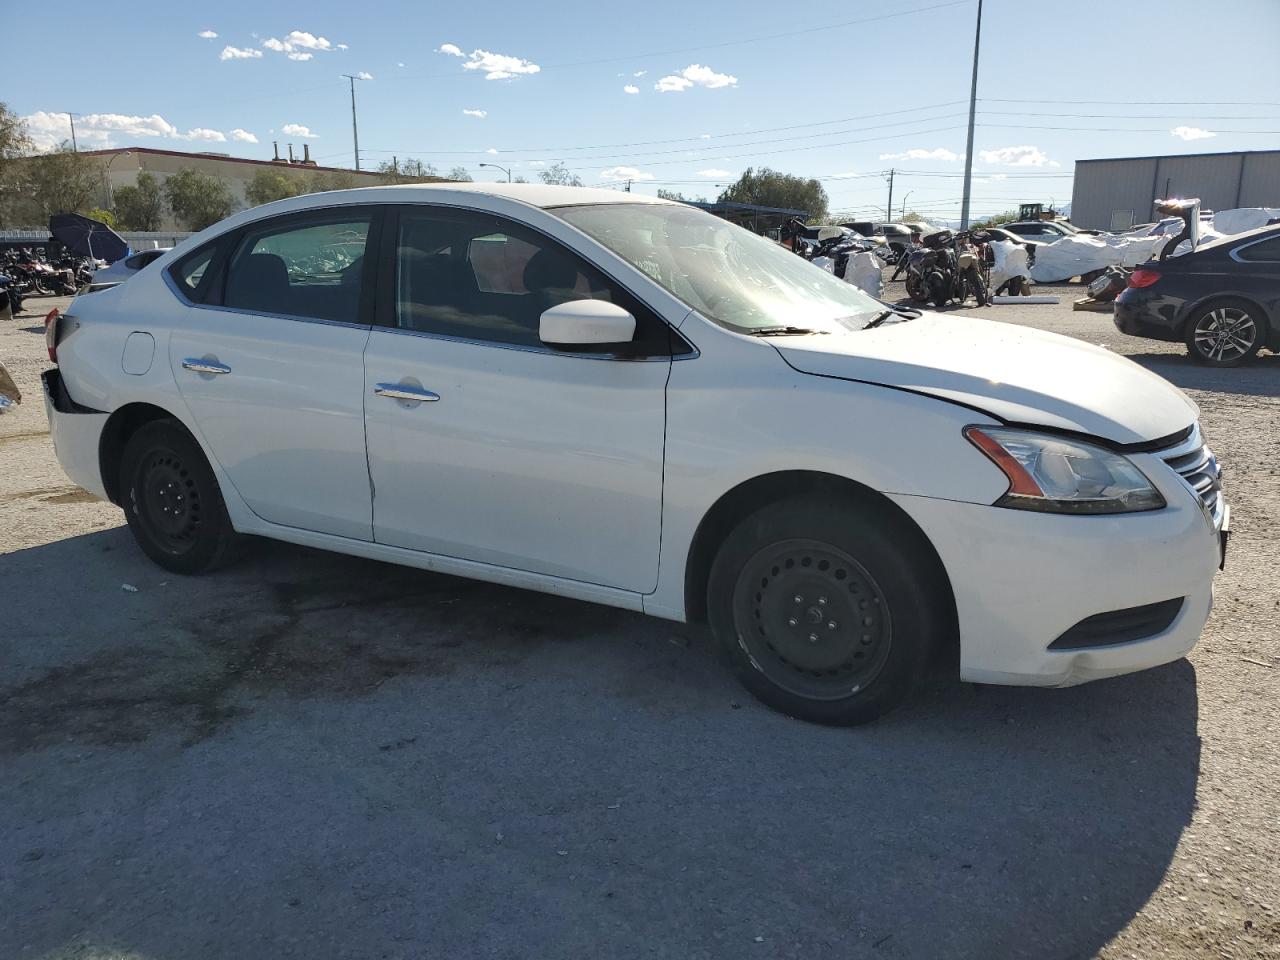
[885,168,895,222]
[341,75,365,171]
[67,113,78,152]
[959,0,983,229]
[901,191,913,220]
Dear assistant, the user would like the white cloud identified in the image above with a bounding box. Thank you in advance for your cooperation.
[699,133,711,139]
[336,43,349,50]
[21,110,249,150]
[623,84,639,94]
[633,70,647,77]
[198,29,218,39]
[437,43,464,57]
[356,71,373,80]
[282,123,318,138]
[219,45,262,60]
[600,166,655,182]
[655,63,737,93]
[396,61,405,67]
[463,108,488,118]
[459,48,541,80]
[262,30,339,59]
[879,146,959,162]
[697,168,731,177]
[529,160,545,167]
[486,147,499,154]
[285,30,333,51]
[978,144,1052,167]
[1172,125,1215,141]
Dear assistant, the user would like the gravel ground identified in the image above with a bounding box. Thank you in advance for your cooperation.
[2,284,1278,959]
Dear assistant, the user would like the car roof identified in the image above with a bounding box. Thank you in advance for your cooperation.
[357,182,673,209]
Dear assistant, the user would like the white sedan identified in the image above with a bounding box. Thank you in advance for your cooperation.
[42,184,1227,725]
[87,247,172,292]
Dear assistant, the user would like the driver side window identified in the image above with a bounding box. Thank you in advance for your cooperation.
[391,208,674,356]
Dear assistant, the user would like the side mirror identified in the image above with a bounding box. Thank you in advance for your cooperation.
[539,299,636,348]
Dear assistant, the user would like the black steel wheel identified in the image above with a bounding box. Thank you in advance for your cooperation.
[1185,298,1264,367]
[120,419,240,574]
[730,539,893,702]
[708,497,950,725]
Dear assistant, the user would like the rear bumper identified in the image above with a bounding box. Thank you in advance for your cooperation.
[41,369,109,501]
[890,475,1223,687]
[1113,289,1184,342]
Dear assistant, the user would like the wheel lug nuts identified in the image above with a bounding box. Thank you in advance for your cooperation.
[808,633,819,643]
[827,621,837,630]
[787,618,797,627]
[793,595,803,604]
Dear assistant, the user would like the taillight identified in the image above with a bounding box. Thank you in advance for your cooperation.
[45,308,60,362]
[1128,268,1161,288]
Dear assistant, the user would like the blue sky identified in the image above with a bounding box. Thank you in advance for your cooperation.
[8,0,1280,220]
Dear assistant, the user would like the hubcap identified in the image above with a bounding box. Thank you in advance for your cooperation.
[135,450,201,553]
[1194,307,1255,362]
[732,539,893,701]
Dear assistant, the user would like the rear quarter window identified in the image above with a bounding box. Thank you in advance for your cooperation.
[167,243,221,303]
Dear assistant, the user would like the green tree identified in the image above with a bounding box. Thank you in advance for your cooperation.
[86,207,116,228]
[112,172,166,231]
[537,162,583,187]
[245,169,302,206]
[447,166,473,182]
[164,168,235,230]
[21,146,100,222]
[717,167,828,221]
[377,157,437,184]
[973,209,1017,229]
[0,102,34,227]
[308,169,356,192]
[512,175,529,184]
[657,188,708,203]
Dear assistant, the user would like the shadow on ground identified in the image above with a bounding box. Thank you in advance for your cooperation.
[1,530,1200,960]
[1129,351,1280,398]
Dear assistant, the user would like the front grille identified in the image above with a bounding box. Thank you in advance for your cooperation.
[1049,598,1184,650]
[1156,424,1224,528]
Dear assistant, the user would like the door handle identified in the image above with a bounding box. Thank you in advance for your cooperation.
[182,358,231,375]
[374,383,440,402]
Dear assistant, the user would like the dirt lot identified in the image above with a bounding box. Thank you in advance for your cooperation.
[2,284,1278,959]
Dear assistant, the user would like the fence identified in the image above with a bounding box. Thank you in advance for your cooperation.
[1,229,194,253]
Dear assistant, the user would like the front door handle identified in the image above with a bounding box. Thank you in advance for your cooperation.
[182,358,231,375]
[374,383,440,402]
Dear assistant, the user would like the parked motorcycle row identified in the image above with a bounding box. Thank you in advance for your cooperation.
[0,248,98,317]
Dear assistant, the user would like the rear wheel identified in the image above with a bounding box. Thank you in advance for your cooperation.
[1185,299,1264,367]
[965,266,989,306]
[119,419,240,574]
[707,497,947,726]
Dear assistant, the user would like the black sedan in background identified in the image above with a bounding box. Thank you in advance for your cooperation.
[1114,225,1280,366]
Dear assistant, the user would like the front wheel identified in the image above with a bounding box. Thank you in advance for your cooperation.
[1185,299,1264,367]
[119,419,240,574]
[965,266,989,306]
[707,498,948,725]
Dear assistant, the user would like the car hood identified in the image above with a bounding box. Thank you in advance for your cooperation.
[774,314,1198,445]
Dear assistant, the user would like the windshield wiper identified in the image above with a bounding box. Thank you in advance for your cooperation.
[863,307,921,330]
[748,326,827,337]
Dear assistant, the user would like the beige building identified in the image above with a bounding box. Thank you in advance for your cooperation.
[80,146,443,230]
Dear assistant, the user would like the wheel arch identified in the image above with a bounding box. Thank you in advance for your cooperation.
[682,471,958,653]
[98,401,184,505]
[1179,292,1272,343]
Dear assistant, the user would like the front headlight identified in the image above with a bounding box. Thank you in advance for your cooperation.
[964,426,1165,514]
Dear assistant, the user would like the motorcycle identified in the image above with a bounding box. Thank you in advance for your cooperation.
[907,229,989,308]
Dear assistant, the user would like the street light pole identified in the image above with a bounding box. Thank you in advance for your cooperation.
[479,162,511,182]
[901,191,913,220]
[104,150,133,210]
[341,74,366,171]
[959,0,983,230]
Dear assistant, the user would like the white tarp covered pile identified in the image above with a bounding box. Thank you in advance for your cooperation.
[1029,233,1171,283]
[989,239,1030,292]
[843,250,883,298]
[1213,207,1280,235]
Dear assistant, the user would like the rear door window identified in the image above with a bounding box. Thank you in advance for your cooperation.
[224,214,373,323]
[1236,236,1280,262]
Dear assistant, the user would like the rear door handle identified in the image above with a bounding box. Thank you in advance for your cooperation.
[182,358,231,375]
[374,383,440,402]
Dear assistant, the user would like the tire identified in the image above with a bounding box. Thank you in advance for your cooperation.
[966,266,989,307]
[119,419,240,574]
[706,497,948,726]
[1184,298,1265,367]
[905,273,929,303]
[926,271,948,308]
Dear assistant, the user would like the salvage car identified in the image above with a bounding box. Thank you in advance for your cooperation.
[87,247,172,292]
[1114,224,1280,366]
[42,184,1228,725]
